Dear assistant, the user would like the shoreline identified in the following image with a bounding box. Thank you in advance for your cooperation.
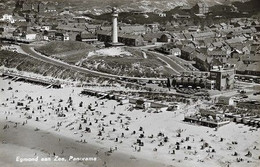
[0,120,167,167]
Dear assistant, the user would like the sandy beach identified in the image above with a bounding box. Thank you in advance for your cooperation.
[0,121,166,167]
[1,74,260,167]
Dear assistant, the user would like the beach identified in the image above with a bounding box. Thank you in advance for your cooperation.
[0,75,260,167]
[0,121,165,167]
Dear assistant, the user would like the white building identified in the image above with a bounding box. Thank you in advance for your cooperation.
[25,34,37,40]
[1,14,15,23]
[41,25,51,31]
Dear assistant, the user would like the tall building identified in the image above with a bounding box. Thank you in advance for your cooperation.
[194,2,209,14]
[210,67,235,91]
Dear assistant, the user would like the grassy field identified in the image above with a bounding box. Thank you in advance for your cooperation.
[35,41,96,65]
[34,42,174,77]
[82,48,173,78]
[0,50,95,82]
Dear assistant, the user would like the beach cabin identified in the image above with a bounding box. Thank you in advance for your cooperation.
[120,98,129,105]
[129,98,138,104]
[151,102,168,109]
[218,96,235,106]
[136,99,145,109]
[167,103,180,111]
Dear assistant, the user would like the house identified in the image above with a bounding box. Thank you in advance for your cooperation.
[210,41,224,49]
[225,37,247,45]
[251,20,259,26]
[210,24,222,31]
[189,40,201,48]
[171,33,186,41]
[145,24,159,33]
[20,1,46,13]
[96,30,111,43]
[245,62,260,76]
[76,33,97,44]
[158,13,166,17]
[0,14,15,23]
[233,21,245,28]
[159,33,172,43]
[220,23,228,29]
[85,24,101,33]
[173,14,191,19]
[142,33,162,44]
[194,53,211,71]
[170,48,181,56]
[63,33,69,41]
[73,16,91,24]
[191,32,215,41]
[55,32,65,41]
[181,46,196,60]
[207,50,227,59]
[159,43,181,56]
[43,30,56,41]
[183,33,193,41]
[119,25,146,35]
[45,5,56,13]
[96,30,144,46]
[41,25,51,31]
[118,34,145,46]
[22,1,32,11]
[250,43,260,54]
[56,25,85,33]
[188,26,200,32]
[20,29,38,41]
[193,2,209,14]
[24,33,37,40]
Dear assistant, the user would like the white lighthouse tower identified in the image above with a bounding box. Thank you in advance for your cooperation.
[112,7,118,44]
[109,7,124,47]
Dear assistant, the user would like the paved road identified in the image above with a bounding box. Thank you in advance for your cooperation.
[146,50,187,74]
[170,56,199,71]
[20,44,167,82]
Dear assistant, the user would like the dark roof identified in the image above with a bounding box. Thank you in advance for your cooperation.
[96,30,111,36]
[207,50,226,56]
[181,46,195,53]
[118,33,142,40]
[196,53,207,61]
[191,32,215,39]
[142,32,162,41]
[161,42,176,49]
[226,37,247,44]
[81,33,96,39]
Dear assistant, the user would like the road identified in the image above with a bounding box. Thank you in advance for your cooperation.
[170,56,199,71]
[20,44,167,82]
[146,50,187,74]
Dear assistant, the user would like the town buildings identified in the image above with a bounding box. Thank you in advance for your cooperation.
[0,0,259,85]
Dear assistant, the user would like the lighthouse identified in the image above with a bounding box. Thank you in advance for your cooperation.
[107,7,123,47]
[111,7,118,44]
